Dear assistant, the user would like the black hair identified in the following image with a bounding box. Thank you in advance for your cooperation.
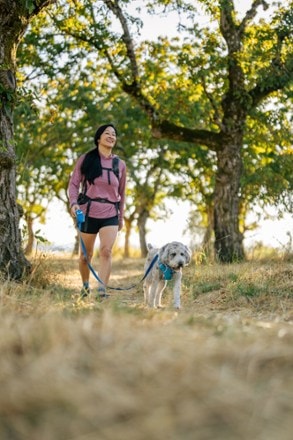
[80,124,118,185]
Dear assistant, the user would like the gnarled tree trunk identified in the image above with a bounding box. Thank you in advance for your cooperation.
[0,53,30,277]
[0,0,55,279]
[214,140,244,262]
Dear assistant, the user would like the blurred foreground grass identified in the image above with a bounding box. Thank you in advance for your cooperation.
[0,253,292,440]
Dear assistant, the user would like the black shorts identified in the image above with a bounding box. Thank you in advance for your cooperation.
[80,216,119,234]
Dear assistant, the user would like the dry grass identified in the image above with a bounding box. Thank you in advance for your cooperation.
[0,253,292,440]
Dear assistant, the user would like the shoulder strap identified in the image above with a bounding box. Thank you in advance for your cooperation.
[81,179,87,195]
[112,156,120,180]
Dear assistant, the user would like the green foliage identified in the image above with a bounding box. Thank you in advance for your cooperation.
[14,0,293,254]
[25,0,35,14]
[21,224,50,249]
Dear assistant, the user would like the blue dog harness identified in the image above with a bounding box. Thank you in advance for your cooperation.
[158,262,174,280]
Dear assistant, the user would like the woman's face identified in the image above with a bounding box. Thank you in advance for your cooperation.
[98,126,117,149]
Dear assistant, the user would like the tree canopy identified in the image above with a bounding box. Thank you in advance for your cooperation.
[0,0,292,278]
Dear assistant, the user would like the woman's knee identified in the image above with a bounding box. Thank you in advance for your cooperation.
[100,245,112,259]
[79,251,93,263]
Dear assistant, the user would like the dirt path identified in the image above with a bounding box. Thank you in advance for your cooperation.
[1,254,292,440]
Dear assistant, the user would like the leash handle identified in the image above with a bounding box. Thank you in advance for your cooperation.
[76,210,85,224]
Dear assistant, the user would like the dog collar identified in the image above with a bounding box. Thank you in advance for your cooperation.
[159,262,174,280]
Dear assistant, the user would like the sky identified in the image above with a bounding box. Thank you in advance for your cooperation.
[34,198,293,253]
[126,0,278,39]
[32,1,292,253]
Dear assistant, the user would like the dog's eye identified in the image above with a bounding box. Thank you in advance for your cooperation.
[170,253,176,258]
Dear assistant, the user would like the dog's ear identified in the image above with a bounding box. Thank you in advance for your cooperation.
[147,243,154,250]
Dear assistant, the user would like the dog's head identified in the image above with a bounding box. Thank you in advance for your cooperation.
[159,241,191,271]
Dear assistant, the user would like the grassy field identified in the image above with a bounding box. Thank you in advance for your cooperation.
[0,253,292,440]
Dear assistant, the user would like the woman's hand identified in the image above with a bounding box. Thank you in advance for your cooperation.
[70,204,80,217]
[118,219,124,231]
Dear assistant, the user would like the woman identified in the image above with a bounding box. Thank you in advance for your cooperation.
[68,124,126,299]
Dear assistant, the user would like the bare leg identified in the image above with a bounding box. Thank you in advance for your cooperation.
[79,232,97,285]
[98,225,119,287]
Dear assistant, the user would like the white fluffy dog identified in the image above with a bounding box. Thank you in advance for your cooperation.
[143,241,191,309]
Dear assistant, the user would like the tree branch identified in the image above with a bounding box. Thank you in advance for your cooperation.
[151,119,222,151]
[238,0,269,36]
[100,1,222,151]
[250,54,293,106]
[101,0,158,121]
[103,0,139,81]
[31,0,57,16]
[219,0,247,121]
[219,0,239,52]
[249,6,293,106]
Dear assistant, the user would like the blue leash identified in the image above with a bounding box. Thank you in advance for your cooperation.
[76,214,158,291]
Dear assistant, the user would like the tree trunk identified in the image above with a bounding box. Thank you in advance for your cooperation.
[0,163,30,278]
[201,204,214,260]
[123,218,131,258]
[24,215,34,255]
[137,210,149,257]
[123,212,137,258]
[0,0,56,279]
[72,233,79,256]
[213,139,245,262]
[0,69,31,277]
